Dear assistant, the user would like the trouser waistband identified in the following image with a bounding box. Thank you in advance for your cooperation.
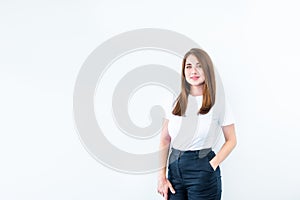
[170,147,212,159]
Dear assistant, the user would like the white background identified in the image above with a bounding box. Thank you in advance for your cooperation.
[1,0,300,199]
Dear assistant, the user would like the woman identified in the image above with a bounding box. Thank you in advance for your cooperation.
[157,48,237,200]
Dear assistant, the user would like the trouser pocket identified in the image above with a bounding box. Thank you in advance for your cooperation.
[197,150,217,172]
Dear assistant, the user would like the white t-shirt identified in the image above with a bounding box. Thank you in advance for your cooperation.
[163,94,235,151]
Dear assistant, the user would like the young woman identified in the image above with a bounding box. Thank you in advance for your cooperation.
[157,48,237,200]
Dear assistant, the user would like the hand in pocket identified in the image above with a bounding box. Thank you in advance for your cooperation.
[209,159,218,171]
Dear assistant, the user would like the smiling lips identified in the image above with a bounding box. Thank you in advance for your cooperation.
[190,76,200,80]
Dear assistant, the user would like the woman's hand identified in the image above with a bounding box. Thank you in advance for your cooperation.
[208,124,237,171]
[209,159,218,171]
[157,177,175,200]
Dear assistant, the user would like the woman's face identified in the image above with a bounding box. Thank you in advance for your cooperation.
[184,54,205,86]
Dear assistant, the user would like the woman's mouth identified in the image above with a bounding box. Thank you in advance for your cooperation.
[190,76,199,80]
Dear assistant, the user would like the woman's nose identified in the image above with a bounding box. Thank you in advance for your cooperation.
[191,66,197,73]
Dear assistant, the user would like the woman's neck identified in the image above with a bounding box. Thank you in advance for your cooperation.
[189,84,204,96]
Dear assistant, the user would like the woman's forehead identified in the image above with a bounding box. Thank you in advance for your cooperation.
[186,54,200,64]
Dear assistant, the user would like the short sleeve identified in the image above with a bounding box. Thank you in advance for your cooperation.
[161,95,175,120]
[220,99,235,127]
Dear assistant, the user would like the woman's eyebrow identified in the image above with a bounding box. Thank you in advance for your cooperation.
[185,62,200,66]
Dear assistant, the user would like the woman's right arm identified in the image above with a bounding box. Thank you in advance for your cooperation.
[157,119,175,199]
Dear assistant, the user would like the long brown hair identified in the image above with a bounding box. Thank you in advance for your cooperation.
[172,48,216,116]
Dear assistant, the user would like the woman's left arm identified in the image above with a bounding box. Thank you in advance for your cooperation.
[209,124,237,170]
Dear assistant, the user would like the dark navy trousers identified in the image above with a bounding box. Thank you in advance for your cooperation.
[167,148,222,200]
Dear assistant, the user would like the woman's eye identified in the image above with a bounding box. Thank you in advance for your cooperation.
[185,66,191,68]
